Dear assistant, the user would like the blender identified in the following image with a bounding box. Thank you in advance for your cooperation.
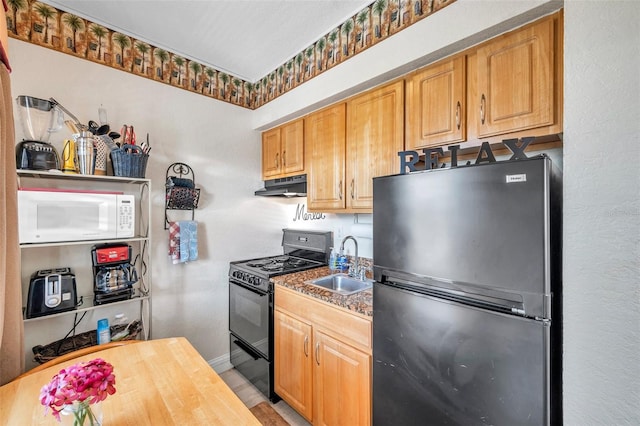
[15,95,61,170]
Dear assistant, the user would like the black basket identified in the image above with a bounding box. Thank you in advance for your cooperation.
[111,144,148,178]
[166,186,200,209]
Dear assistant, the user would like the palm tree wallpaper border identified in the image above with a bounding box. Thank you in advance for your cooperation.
[7,0,455,110]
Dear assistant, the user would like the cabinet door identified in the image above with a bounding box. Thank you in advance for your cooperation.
[476,17,555,137]
[346,80,404,211]
[313,331,371,426]
[281,119,305,175]
[306,103,346,211]
[262,127,281,179]
[274,310,313,422]
[406,56,466,150]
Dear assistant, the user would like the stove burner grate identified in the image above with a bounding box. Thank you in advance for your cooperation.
[262,263,284,271]
[246,259,273,268]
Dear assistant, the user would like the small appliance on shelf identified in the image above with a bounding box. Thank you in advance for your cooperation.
[92,243,138,305]
[26,267,78,318]
[15,95,61,171]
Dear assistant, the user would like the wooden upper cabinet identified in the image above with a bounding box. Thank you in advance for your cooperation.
[306,103,346,211]
[346,80,404,211]
[281,119,305,175]
[262,127,281,179]
[262,118,304,179]
[406,55,466,150]
[476,17,555,137]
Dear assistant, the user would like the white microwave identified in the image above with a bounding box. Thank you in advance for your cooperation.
[18,188,135,244]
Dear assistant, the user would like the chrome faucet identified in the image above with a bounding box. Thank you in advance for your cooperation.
[340,235,359,278]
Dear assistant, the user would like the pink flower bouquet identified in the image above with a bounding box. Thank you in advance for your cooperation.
[39,358,116,424]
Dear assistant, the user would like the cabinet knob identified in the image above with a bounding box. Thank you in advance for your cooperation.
[350,179,355,199]
[456,101,461,130]
[304,335,309,357]
[282,150,286,166]
[315,342,320,365]
[338,180,343,200]
[275,153,279,168]
[480,94,486,125]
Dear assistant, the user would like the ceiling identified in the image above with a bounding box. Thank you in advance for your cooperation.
[43,0,372,82]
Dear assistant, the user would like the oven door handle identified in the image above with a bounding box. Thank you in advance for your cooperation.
[233,338,261,360]
[229,278,268,296]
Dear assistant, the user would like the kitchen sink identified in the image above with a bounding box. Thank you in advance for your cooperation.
[306,273,373,295]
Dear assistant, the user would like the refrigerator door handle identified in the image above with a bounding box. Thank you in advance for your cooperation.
[381,275,527,316]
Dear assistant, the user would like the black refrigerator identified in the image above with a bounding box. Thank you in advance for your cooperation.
[372,155,562,425]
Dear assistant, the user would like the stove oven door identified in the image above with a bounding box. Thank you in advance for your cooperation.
[229,278,270,359]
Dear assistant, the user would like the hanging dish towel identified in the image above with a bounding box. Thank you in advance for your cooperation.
[178,220,198,262]
[168,221,181,264]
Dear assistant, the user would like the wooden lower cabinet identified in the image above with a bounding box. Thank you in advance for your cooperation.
[313,331,371,426]
[274,310,313,421]
[274,286,372,425]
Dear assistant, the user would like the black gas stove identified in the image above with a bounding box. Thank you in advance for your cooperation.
[229,254,326,293]
[228,229,332,402]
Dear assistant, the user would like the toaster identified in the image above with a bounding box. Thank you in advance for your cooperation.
[26,268,78,318]
[16,140,60,171]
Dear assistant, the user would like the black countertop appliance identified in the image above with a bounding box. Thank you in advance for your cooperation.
[26,267,78,318]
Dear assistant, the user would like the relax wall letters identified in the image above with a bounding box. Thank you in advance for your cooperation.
[398,137,534,174]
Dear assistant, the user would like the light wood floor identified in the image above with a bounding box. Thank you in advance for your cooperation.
[219,368,310,426]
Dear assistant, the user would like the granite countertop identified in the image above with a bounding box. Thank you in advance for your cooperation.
[272,266,373,317]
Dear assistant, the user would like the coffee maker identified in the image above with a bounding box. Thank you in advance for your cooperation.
[92,244,138,305]
[15,95,61,170]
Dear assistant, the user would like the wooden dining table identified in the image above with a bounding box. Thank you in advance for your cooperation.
[0,337,261,425]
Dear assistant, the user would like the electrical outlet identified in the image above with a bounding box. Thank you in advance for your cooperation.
[335,225,343,246]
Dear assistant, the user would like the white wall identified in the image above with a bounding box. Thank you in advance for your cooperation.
[10,0,640,423]
[563,1,640,423]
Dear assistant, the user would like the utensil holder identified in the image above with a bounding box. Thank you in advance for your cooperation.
[110,144,148,178]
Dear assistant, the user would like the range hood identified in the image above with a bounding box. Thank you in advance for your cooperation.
[255,174,307,197]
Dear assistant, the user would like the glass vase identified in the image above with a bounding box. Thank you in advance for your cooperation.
[60,400,103,426]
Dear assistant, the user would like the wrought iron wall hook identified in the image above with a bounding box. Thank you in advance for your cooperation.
[165,162,200,229]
